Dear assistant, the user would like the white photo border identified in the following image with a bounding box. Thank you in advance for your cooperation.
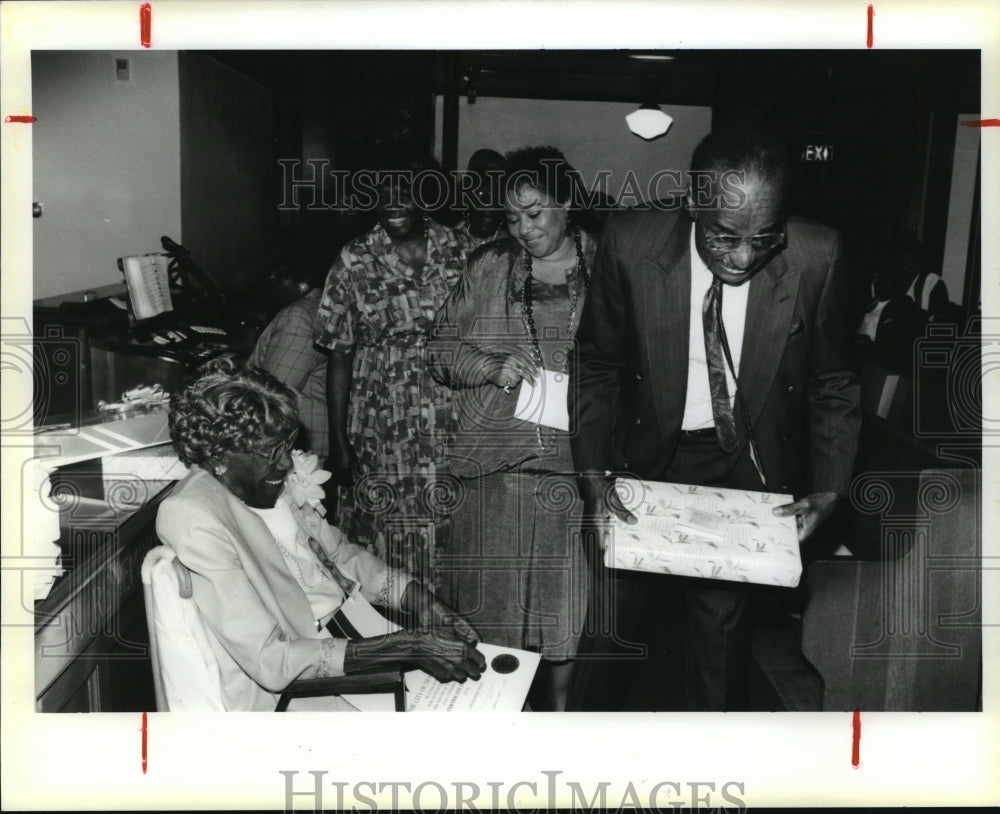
[2,0,998,809]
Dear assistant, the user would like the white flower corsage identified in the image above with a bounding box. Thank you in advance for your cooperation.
[283,450,332,517]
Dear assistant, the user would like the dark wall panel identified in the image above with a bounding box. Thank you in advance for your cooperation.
[179,53,275,294]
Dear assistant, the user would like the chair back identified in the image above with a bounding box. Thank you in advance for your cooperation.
[142,544,407,712]
[141,545,226,711]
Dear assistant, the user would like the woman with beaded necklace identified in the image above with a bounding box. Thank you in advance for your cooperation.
[429,146,597,710]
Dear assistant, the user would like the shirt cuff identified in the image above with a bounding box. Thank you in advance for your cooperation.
[317,636,348,678]
[314,333,354,352]
[382,568,419,611]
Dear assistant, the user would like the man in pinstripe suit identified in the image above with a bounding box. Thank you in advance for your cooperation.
[568,128,861,711]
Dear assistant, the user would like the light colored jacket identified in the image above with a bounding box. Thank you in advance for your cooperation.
[156,466,412,711]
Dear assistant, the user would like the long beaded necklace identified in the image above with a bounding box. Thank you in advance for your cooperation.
[519,228,589,453]
[275,535,329,590]
[242,486,353,596]
[276,532,359,596]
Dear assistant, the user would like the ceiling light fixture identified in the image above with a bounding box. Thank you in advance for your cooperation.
[626,103,673,140]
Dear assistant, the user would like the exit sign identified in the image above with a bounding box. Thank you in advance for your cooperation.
[802,144,834,162]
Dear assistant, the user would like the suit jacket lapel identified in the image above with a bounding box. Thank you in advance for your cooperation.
[644,216,691,437]
[738,251,799,430]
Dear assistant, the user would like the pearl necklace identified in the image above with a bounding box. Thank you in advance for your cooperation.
[273,533,329,591]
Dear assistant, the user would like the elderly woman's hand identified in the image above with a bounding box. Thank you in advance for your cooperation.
[401,629,486,682]
[401,581,480,645]
[344,629,486,683]
[341,582,485,683]
[480,348,537,393]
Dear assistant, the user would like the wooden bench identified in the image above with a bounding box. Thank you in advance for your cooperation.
[750,468,981,711]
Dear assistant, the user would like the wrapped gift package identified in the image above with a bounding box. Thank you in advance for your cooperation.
[605,478,802,588]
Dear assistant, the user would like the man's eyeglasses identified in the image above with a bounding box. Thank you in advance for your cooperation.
[701,228,786,253]
[250,428,299,467]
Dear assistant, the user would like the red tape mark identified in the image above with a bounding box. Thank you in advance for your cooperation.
[851,709,861,768]
[141,712,148,774]
[867,5,874,48]
[5,115,37,123]
[140,3,152,48]
[960,118,1000,127]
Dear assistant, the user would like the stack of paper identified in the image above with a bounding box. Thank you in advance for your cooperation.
[121,253,173,319]
[103,451,187,484]
[606,479,802,588]
[34,411,173,468]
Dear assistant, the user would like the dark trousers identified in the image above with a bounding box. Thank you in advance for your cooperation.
[567,435,763,712]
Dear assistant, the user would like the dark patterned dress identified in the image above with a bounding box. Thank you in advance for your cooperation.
[314,220,473,582]
[428,235,597,661]
[448,280,586,660]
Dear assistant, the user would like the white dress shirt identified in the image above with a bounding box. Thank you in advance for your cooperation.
[680,231,750,430]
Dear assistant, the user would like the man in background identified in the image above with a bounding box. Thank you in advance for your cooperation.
[456,148,506,247]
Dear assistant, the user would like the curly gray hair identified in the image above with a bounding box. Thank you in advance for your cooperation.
[168,357,299,468]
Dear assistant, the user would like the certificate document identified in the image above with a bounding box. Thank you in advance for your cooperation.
[404,643,540,712]
[334,591,540,711]
[344,643,540,712]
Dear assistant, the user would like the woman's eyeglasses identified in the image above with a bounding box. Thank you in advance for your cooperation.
[249,428,299,467]
[701,228,786,253]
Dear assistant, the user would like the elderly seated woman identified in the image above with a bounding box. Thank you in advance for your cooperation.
[155,357,484,711]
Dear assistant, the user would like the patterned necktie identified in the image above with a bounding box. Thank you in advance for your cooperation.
[702,277,738,453]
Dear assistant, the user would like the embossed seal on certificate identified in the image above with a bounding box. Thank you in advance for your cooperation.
[491,654,519,674]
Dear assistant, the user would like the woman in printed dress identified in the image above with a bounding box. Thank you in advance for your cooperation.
[314,156,474,585]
